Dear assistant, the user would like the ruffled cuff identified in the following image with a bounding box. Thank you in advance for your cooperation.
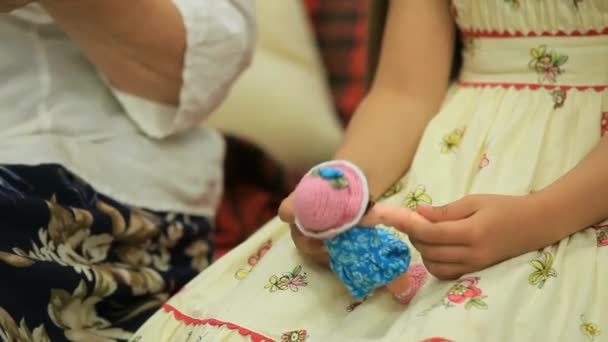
[113,0,255,139]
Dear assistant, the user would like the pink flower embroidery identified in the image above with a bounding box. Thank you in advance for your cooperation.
[551,89,567,109]
[248,240,272,266]
[601,112,608,137]
[421,338,455,342]
[265,265,308,293]
[280,272,308,292]
[592,224,608,247]
[447,277,483,304]
[235,240,273,279]
[419,277,488,315]
[479,153,490,170]
[529,45,568,84]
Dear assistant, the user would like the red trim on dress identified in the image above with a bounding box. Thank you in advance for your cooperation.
[161,304,276,342]
[462,27,608,38]
[458,81,607,92]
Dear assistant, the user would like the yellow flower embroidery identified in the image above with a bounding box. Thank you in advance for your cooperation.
[404,185,432,209]
[264,266,308,293]
[580,315,601,340]
[441,128,466,153]
[528,251,557,289]
[529,45,568,83]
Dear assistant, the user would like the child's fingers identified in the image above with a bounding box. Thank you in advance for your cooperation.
[399,219,471,245]
[289,224,330,267]
[413,241,470,264]
[416,197,477,223]
[278,193,295,223]
[422,260,470,280]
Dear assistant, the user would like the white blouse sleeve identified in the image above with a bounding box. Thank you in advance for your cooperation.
[111,0,255,139]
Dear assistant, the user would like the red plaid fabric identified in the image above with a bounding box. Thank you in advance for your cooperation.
[214,135,290,259]
[213,1,370,258]
[304,0,368,125]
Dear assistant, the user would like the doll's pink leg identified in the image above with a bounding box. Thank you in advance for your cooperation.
[386,272,411,298]
[390,263,428,304]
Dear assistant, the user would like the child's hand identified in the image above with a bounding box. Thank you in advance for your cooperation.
[278,193,330,267]
[399,194,559,280]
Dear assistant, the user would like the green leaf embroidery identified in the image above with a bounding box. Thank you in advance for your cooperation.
[580,314,601,340]
[329,177,348,189]
[467,296,488,310]
[291,265,302,277]
[528,251,557,289]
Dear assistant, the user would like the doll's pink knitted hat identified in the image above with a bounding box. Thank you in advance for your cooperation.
[293,160,369,239]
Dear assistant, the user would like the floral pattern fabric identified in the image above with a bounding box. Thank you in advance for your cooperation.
[325,226,411,299]
[132,0,608,340]
[0,164,212,341]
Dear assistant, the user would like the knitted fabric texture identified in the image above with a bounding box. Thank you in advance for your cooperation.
[293,161,368,236]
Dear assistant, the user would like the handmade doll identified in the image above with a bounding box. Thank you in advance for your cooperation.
[293,160,428,304]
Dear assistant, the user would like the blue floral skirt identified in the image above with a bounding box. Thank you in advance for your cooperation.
[0,164,213,341]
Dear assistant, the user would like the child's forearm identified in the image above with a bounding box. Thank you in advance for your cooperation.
[333,93,438,199]
[533,136,608,236]
[332,0,454,199]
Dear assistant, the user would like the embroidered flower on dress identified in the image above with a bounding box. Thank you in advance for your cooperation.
[580,315,601,340]
[419,277,488,315]
[551,89,568,109]
[592,224,608,247]
[421,338,455,342]
[528,251,557,289]
[478,143,490,171]
[281,330,307,342]
[447,277,488,310]
[265,265,308,293]
[529,45,568,83]
[478,153,490,170]
[404,185,433,209]
[235,240,272,279]
[441,128,466,153]
[601,112,608,137]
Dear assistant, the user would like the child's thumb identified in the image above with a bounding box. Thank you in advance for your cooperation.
[278,193,295,223]
[415,198,475,222]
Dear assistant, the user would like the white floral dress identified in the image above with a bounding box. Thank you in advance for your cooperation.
[133,0,608,341]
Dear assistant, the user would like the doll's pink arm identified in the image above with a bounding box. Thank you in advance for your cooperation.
[359,203,429,228]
